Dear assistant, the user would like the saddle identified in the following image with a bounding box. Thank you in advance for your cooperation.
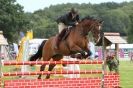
[55,27,72,49]
[59,27,72,41]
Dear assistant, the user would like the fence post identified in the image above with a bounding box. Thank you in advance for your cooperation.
[115,43,119,73]
[101,33,106,88]
[0,57,3,88]
[21,39,29,78]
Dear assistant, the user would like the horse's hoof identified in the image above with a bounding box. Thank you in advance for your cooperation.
[46,76,50,79]
[46,77,50,79]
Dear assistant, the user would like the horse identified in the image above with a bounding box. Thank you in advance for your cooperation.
[30,16,103,79]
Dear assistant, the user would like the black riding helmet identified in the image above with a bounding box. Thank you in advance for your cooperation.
[70,8,78,14]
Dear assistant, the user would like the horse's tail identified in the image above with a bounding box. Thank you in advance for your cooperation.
[29,40,46,61]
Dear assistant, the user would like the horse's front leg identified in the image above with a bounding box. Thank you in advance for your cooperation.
[70,45,86,56]
[85,49,92,58]
[84,43,92,58]
[46,64,56,79]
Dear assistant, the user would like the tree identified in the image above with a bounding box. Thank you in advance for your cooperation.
[127,14,133,43]
[24,1,133,39]
[0,0,30,42]
[101,9,130,35]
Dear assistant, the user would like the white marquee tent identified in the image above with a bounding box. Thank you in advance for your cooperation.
[0,31,8,60]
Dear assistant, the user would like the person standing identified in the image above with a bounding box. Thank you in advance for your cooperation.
[88,42,95,59]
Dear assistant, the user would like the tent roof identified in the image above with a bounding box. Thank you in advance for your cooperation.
[107,44,133,49]
[96,32,127,46]
[29,38,48,44]
[0,31,8,45]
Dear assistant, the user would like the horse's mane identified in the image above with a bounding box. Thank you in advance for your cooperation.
[70,16,98,31]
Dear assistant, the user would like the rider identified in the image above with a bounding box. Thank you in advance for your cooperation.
[55,7,80,49]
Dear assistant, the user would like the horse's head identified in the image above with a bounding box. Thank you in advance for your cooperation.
[80,16,103,43]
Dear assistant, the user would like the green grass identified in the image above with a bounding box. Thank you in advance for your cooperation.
[119,61,133,88]
[1,61,133,88]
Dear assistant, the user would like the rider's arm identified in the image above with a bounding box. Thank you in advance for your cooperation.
[66,22,76,26]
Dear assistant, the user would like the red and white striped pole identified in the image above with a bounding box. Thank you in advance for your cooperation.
[2,70,102,76]
[2,60,102,66]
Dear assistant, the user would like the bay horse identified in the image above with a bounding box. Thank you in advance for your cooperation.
[30,16,103,79]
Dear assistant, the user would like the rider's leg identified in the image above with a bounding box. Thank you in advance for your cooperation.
[55,23,67,49]
[58,23,67,33]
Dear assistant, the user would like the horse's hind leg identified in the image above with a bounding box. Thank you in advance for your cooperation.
[46,55,63,79]
[38,64,46,79]
[46,64,56,79]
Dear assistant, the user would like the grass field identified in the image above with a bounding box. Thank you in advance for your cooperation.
[1,61,133,88]
[119,61,133,88]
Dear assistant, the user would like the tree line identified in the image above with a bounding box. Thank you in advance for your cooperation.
[0,0,133,43]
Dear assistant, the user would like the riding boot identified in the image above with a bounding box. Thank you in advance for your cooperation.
[62,27,71,40]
